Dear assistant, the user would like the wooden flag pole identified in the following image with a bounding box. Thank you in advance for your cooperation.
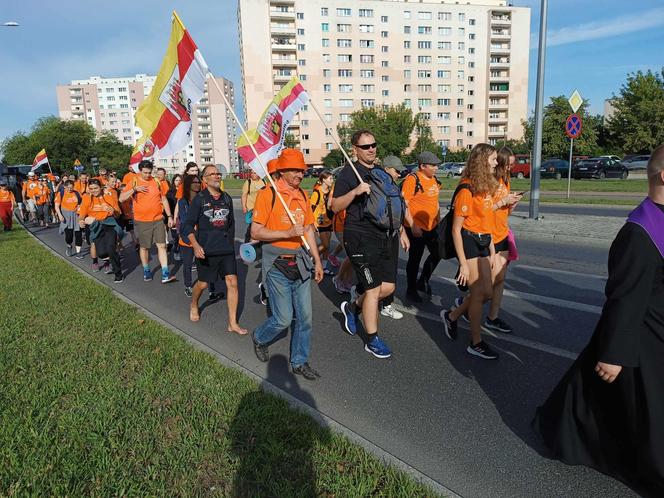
[206,73,311,252]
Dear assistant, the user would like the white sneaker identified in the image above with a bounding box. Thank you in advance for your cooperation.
[380,304,403,320]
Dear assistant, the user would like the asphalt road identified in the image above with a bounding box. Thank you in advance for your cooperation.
[513,203,633,218]
[27,211,637,498]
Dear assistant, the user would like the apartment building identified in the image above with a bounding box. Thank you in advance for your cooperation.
[238,0,530,164]
[56,74,239,174]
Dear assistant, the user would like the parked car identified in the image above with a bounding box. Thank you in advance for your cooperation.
[439,162,464,178]
[572,157,629,179]
[598,155,622,162]
[622,154,650,170]
[540,159,570,179]
[399,163,418,179]
[511,154,530,179]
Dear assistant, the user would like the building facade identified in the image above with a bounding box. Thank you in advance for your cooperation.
[56,74,239,174]
[238,0,530,164]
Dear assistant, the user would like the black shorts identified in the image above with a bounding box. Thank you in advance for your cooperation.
[494,236,509,253]
[344,229,398,291]
[196,253,237,283]
[461,229,491,259]
[317,225,333,233]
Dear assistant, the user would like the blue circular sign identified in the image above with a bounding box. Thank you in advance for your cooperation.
[565,114,582,139]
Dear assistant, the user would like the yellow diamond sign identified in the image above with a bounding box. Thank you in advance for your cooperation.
[568,90,583,113]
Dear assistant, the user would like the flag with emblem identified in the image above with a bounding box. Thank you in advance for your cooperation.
[128,11,209,172]
[236,77,309,177]
[31,148,49,172]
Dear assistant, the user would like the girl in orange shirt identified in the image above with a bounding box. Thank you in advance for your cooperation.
[310,171,335,275]
[0,180,16,231]
[55,180,84,257]
[442,143,502,360]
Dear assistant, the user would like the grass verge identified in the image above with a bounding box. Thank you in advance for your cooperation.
[0,227,440,497]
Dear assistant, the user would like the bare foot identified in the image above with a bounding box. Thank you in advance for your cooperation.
[227,323,248,335]
[190,307,200,322]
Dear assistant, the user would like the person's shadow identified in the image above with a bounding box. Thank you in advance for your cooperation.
[229,355,329,497]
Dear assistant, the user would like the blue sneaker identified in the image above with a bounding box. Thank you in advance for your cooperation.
[364,335,392,359]
[143,268,152,281]
[161,270,176,284]
[340,301,357,336]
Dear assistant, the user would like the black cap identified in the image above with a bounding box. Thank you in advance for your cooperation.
[417,151,442,165]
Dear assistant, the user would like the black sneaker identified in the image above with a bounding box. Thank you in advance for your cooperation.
[292,363,321,380]
[483,317,513,334]
[252,332,269,363]
[416,279,432,296]
[440,309,457,341]
[113,274,124,283]
[406,288,423,303]
[74,253,84,260]
[184,286,193,298]
[467,341,499,360]
[258,282,268,306]
[209,291,225,302]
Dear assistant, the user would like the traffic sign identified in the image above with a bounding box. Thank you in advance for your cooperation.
[565,114,582,139]
[441,144,448,158]
[568,90,583,113]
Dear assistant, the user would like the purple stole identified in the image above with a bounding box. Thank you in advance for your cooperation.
[626,197,664,259]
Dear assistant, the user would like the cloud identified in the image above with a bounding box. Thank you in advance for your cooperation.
[530,6,664,48]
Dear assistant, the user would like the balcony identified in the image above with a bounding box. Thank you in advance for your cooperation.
[489,59,510,68]
[271,42,296,51]
[272,56,297,66]
[269,8,295,20]
[488,115,508,123]
[489,75,509,82]
[491,14,512,26]
[490,31,511,41]
[274,72,295,82]
[490,44,510,54]
[488,127,508,136]
[270,25,296,35]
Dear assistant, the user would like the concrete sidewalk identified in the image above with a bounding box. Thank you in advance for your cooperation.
[509,212,626,244]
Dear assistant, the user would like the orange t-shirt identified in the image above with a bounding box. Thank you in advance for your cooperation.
[453,182,495,235]
[121,172,137,186]
[25,180,41,200]
[401,172,441,231]
[103,188,119,205]
[55,191,80,212]
[122,177,168,222]
[78,194,119,221]
[35,186,51,205]
[0,190,15,204]
[93,175,108,186]
[73,180,89,194]
[492,178,510,244]
[252,179,314,250]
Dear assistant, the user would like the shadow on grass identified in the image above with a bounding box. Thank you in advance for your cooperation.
[230,354,328,497]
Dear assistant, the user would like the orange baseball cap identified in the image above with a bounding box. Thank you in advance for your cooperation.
[276,148,306,171]
[267,158,279,175]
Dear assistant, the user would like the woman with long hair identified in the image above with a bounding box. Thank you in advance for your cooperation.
[175,174,202,297]
[310,170,335,275]
[168,174,183,261]
[441,143,503,360]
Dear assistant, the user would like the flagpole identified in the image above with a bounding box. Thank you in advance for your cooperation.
[308,101,363,183]
[206,73,311,252]
[172,10,185,30]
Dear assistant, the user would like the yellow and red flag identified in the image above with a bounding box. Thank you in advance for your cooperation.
[236,77,309,176]
[129,11,209,171]
[31,148,49,172]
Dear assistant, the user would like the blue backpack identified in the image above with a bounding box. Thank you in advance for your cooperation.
[363,167,404,232]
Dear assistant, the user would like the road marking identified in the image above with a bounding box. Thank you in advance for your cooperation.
[511,263,607,281]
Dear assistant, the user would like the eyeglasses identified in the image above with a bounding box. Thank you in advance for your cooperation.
[356,142,378,150]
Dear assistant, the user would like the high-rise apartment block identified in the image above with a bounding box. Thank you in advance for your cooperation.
[56,74,239,174]
[238,0,530,164]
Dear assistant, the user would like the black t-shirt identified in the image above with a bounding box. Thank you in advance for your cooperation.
[333,161,386,237]
[180,189,235,256]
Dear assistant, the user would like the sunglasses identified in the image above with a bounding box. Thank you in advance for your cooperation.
[356,142,378,150]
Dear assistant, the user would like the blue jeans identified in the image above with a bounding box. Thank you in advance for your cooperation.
[254,268,312,368]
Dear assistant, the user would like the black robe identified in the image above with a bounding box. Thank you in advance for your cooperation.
[534,209,664,497]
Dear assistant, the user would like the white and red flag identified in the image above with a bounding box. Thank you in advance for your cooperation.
[31,148,49,172]
[128,11,209,171]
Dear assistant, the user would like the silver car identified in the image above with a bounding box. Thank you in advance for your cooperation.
[622,155,650,170]
[439,162,464,178]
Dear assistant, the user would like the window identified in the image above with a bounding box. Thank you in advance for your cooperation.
[336,8,351,16]
[404,41,411,49]
[321,22,329,32]
[323,84,331,92]
[404,99,411,108]
[418,70,432,78]
[418,11,432,20]
[337,23,351,32]
[469,19,476,26]
[107,96,116,101]
[381,30,388,38]
[322,38,330,47]
[361,99,375,107]
[457,125,464,133]
[323,69,331,77]
[381,60,388,67]
[418,55,432,63]
[404,11,411,19]
[303,148,310,154]
[321,7,328,16]
[324,113,332,122]
[468,90,474,96]
[418,25,432,35]
[360,69,375,78]
[360,54,374,63]
[338,54,352,62]
[438,84,451,92]
[324,99,332,108]
[381,45,388,52]
[338,69,353,77]
[439,56,451,64]
[458,28,465,36]
[457,98,465,105]
[297,43,305,50]
[404,25,411,34]
[438,98,450,106]
[338,84,353,92]
[467,104,474,110]
[490,83,510,91]
[438,112,450,120]
[457,70,465,80]
[404,84,411,92]
[417,41,432,49]
[298,59,306,66]
[439,126,450,134]
[105,88,114,92]
[438,41,451,50]
[301,134,309,140]
[297,28,304,35]
[403,69,411,78]
[119,95,128,100]
[468,62,475,68]
[339,113,351,122]
[457,85,465,93]
[359,24,374,33]
[120,104,128,109]
[439,27,451,36]
[404,55,411,63]
[418,84,432,92]
[469,34,476,40]
[361,84,375,92]
[438,12,451,21]
[381,75,389,82]
[297,12,304,19]
[469,47,475,54]
[337,39,352,47]
[360,40,375,48]
[458,13,465,21]
[118,87,127,92]
[458,56,465,64]
[381,15,388,22]
[437,70,450,78]
[339,99,353,107]
[323,53,330,62]
[458,42,465,50]
[468,76,475,82]
[359,9,374,17]
[382,90,389,96]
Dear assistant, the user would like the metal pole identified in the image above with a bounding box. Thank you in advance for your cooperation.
[529,0,548,219]
[567,137,573,199]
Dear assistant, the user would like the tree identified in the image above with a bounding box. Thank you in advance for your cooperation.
[402,115,439,163]
[337,104,416,159]
[89,131,133,172]
[523,96,599,159]
[321,148,347,169]
[284,133,299,148]
[605,68,664,154]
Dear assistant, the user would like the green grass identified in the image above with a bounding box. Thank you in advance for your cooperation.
[0,228,440,497]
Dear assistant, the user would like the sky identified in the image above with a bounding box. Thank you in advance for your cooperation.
[1,0,663,145]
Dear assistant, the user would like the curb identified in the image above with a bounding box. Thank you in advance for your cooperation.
[22,222,461,498]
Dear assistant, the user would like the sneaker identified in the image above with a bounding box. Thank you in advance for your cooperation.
[258,283,268,306]
[454,297,469,323]
[65,245,72,257]
[209,291,224,301]
[92,262,100,272]
[184,286,193,298]
[104,263,114,275]
[441,309,458,341]
[252,332,269,363]
[143,268,153,281]
[75,253,84,260]
[340,301,357,336]
[113,274,124,283]
[173,251,182,262]
[416,279,432,296]
[327,254,341,267]
[483,316,513,334]
[292,363,321,380]
[467,341,499,360]
[364,335,392,359]
[349,285,359,305]
[406,288,423,303]
[380,304,403,320]
[332,276,350,294]
[161,273,176,284]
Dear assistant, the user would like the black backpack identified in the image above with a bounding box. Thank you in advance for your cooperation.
[362,167,404,232]
[436,182,471,260]
[400,172,441,196]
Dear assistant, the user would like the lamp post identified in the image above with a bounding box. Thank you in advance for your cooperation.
[529,0,548,220]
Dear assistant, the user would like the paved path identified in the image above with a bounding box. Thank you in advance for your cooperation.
[26,208,636,498]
